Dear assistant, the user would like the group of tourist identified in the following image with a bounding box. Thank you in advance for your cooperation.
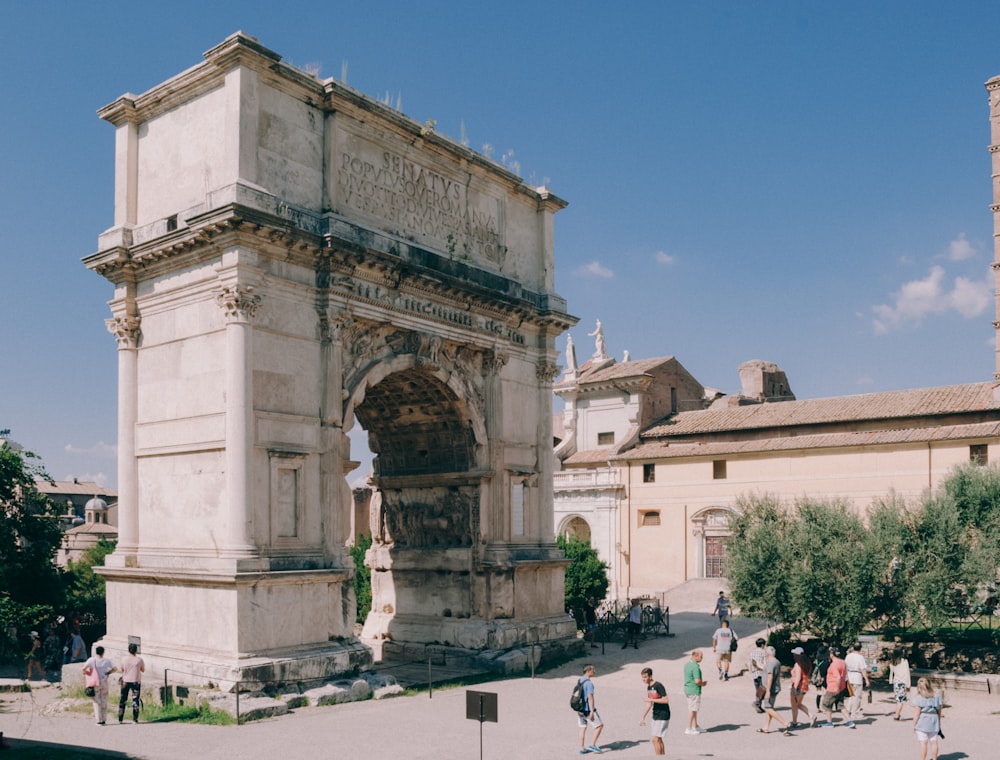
[572,611,946,759]
[81,641,145,725]
[23,612,89,680]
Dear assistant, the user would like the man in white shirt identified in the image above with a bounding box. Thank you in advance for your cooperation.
[844,642,870,720]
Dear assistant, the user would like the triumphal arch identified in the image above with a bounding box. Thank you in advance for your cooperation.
[84,32,577,686]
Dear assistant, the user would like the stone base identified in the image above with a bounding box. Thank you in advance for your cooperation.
[361,612,577,662]
[94,634,372,692]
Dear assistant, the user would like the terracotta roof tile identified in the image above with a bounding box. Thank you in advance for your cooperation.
[642,382,1000,438]
[618,420,1000,460]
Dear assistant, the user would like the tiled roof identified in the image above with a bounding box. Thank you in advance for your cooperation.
[617,420,1000,461]
[37,480,117,498]
[642,382,1000,438]
[556,356,679,387]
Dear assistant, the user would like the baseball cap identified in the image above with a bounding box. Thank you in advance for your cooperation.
[790,646,804,654]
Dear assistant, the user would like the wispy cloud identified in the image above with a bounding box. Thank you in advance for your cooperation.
[64,441,117,458]
[945,232,976,261]
[872,265,991,334]
[576,260,614,279]
[655,250,676,266]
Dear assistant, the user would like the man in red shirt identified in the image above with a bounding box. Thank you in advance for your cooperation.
[819,647,853,728]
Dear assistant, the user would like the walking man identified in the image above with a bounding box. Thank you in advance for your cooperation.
[622,599,642,649]
[576,664,604,754]
[711,591,730,623]
[749,637,767,712]
[118,642,144,723]
[584,597,598,648]
[757,646,792,736]
[683,650,708,735]
[640,667,670,755]
[819,646,852,728]
[712,619,736,680]
[844,642,870,720]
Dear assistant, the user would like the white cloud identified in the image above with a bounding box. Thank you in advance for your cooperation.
[855,375,875,387]
[64,441,117,458]
[872,265,991,334]
[946,232,976,261]
[655,250,676,265]
[576,260,614,279]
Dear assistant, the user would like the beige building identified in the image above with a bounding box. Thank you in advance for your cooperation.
[556,71,1000,604]
[555,334,1000,602]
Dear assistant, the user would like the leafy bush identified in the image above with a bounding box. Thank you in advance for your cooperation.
[557,533,608,624]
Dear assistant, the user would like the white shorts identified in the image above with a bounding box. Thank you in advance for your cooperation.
[577,709,603,728]
[915,730,939,743]
[686,694,701,712]
[650,719,669,738]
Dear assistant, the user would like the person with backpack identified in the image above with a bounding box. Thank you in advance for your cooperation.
[572,664,604,754]
[711,619,736,680]
[639,667,670,755]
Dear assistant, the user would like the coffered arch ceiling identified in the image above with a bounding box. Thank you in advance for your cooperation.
[355,368,476,478]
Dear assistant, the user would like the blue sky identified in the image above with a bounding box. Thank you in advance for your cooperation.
[2,1,999,488]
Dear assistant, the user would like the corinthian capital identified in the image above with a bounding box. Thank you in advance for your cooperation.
[105,315,141,349]
[536,361,561,383]
[216,285,262,323]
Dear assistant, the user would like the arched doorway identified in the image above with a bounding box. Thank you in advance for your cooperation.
[559,515,592,544]
[691,506,736,579]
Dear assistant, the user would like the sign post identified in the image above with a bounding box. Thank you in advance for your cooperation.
[465,690,498,760]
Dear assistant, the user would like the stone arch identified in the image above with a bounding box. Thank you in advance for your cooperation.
[558,514,592,544]
[691,505,738,579]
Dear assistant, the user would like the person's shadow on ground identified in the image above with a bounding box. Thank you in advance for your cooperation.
[702,722,746,733]
[597,739,641,752]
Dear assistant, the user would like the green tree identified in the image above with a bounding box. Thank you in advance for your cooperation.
[0,439,64,654]
[557,533,608,621]
[350,533,372,624]
[727,495,880,644]
[63,538,116,621]
[726,494,793,622]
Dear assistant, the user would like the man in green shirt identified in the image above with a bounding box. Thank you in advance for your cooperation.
[683,649,708,735]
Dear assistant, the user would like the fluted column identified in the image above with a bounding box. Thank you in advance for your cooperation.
[986,76,1000,382]
[536,359,561,540]
[216,284,261,556]
[483,350,508,541]
[106,314,141,564]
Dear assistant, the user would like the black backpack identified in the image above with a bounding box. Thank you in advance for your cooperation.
[570,679,586,712]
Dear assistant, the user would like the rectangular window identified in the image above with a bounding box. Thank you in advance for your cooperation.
[713,460,727,480]
[640,510,661,527]
[670,387,678,414]
[511,480,525,537]
[643,463,655,483]
[970,444,988,465]
[597,431,614,446]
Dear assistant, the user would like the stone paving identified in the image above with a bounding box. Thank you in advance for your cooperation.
[2,611,997,759]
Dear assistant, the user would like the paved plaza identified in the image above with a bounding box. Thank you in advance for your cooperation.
[3,611,997,759]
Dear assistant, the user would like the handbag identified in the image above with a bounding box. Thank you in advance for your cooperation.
[755,685,767,701]
[84,664,99,696]
[729,636,738,653]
